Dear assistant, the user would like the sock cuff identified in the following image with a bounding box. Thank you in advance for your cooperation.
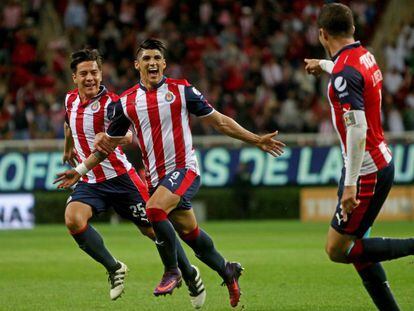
[69,223,89,235]
[180,226,200,241]
[353,261,373,272]
[347,239,364,262]
[146,207,168,223]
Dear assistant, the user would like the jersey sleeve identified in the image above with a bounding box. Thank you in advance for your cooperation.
[184,85,214,117]
[106,100,131,137]
[331,65,365,110]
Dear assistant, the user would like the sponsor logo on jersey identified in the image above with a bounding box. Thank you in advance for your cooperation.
[165,91,176,103]
[334,76,347,92]
[90,100,100,112]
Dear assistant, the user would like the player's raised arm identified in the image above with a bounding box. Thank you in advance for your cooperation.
[202,110,285,157]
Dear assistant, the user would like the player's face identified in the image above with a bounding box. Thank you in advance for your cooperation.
[135,49,166,89]
[72,61,102,100]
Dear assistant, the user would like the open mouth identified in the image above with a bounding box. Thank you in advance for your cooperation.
[148,68,158,78]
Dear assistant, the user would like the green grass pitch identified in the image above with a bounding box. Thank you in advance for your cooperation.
[1,221,413,310]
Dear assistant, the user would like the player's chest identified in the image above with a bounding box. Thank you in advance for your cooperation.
[133,90,185,123]
[68,100,107,130]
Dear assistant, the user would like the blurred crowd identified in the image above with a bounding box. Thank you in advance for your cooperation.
[0,0,412,141]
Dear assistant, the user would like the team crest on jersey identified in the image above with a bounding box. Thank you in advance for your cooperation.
[90,100,100,112]
[165,91,176,103]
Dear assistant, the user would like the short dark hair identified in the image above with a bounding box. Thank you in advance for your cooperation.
[135,38,167,59]
[70,49,102,73]
[317,3,354,37]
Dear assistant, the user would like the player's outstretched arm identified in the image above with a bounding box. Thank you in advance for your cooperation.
[54,149,108,189]
[202,111,285,157]
[55,132,126,189]
[304,58,334,75]
[62,122,78,167]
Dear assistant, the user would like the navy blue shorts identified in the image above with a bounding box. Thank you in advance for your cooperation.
[150,168,201,210]
[67,173,151,227]
[330,162,394,238]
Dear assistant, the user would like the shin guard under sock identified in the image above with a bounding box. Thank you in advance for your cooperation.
[181,227,226,278]
[147,208,178,271]
[71,224,119,272]
[354,262,400,311]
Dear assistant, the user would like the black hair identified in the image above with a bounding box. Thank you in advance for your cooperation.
[135,38,167,59]
[317,3,354,37]
[70,49,102,73]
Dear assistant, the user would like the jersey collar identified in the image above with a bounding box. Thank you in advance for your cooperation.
[332,41,361,62]
[78,85,107,105]
[139,76,166,91]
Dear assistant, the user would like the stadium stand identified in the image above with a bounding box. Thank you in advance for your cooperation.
[0,0,412,140]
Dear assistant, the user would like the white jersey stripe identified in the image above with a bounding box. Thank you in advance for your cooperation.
[158,84,176,173]
[136,90,159,186]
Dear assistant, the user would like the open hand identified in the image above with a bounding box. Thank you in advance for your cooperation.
[256,130,285,157]
[53,169,81,189]
[340,185,359,222]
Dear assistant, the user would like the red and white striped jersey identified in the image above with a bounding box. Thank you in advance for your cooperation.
[107,77,214,189]
[327,42,392,175]
[65,86,132,183]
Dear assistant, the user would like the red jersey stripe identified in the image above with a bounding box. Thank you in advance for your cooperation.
[75,104,91,182]
[168,83,186,169]
[125,91,153,189]
[90,96,108,181]
[128,168,150,202]
[146,90,166,181]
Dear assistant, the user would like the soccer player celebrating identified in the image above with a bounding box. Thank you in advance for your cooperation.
[305,4,414,310]
[56,39,285,307]
[58,49,206,308]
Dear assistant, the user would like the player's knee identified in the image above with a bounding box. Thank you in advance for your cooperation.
[64,210,87,232]
[325,244,347,263]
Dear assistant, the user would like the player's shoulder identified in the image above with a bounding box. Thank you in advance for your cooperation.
[119,84,140,99]
[65,89,78,106]
[67,88,78,95]
[166,77,191,86]
[105,90,120,103]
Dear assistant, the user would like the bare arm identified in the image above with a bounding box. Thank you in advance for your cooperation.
[202,111,285,157]
[118,130,133,146]
[54,132,123,189]
[62,123,77,167]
